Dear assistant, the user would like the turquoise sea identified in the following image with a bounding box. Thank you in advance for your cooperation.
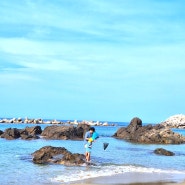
[0,122,185,185]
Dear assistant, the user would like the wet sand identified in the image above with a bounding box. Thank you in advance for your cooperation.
[68,172,185,185]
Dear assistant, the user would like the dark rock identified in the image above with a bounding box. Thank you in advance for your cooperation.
[76,124,90,138]
[32,146,85,165]
[0,130,3,136]
[33,148,54,164]
[0,126,42,140]
[113,117,185,144]
[127,117,142,133]
[18,126,42,140]
[41,124,89,140]
[41,125,74,140]
[57,153,85,165]
[19,129,29,136]
[21,134,40,140]
[1,128,20,140]
[25,126,42,135]
[154,148,175,156]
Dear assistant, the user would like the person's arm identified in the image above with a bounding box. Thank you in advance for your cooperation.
[84,132,89,141]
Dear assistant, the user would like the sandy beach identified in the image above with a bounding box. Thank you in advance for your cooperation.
[68,172,185,185]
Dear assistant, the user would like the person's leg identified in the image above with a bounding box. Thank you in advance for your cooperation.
[85,144,88,161]
[85,145,91,162]
[85,152,88,161]
[86,152,90,162]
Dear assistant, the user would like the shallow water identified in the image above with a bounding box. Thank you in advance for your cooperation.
[0,123,185,185]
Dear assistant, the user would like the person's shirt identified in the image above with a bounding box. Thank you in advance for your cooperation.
[92,132,99,140]
[84,131,93,145]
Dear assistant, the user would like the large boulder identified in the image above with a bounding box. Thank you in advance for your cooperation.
[41,124,89,140]
[160,114,185,128]
[1,128,20,140]
[154,148,175,156]
[113,117,185,144]
[32,146,85,165]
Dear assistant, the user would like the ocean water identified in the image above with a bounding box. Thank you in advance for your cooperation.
[0,122,185,185]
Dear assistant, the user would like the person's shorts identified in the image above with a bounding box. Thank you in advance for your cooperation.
[85,144,92,153]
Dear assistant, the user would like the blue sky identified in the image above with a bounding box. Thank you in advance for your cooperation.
[0,0,185,123]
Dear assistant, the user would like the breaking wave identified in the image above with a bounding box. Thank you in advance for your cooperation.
[51,164,185,183]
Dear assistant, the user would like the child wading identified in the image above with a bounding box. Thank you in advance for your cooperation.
[84,127,99,163]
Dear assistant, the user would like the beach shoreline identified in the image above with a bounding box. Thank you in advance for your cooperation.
[67,172,185,185]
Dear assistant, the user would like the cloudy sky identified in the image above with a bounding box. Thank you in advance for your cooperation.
[0,0,185,123]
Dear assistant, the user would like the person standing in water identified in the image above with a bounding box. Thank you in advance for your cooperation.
[84,127,96,163]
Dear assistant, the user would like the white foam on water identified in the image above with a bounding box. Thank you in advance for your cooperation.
[51,164,185,183]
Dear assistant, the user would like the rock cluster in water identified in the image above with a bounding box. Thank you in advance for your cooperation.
[32,146,85,165]
[0,124,89,140]
[160,114,185,128]
[113,117,185,144]
[1,116,185,144]
[0,126,42,140]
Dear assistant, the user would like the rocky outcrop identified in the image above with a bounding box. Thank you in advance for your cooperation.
[41,124,89,140]
[113,117,185,144]
[0,124,89,141]
[32,146,85,165]
[1,128,21,140]
[0,126,41,140]
[161,114,185,128]
[154,148,175,156]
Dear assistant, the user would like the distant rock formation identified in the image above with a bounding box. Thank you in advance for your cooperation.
[113,117,185,144]
[0,117,63,124]
[0,117,114,126]
[41,124,89,140]
[154,148,175,156]
[32,146,85,165]
[160,114,185,128]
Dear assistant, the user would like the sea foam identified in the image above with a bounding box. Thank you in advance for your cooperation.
[51,164,185,183]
